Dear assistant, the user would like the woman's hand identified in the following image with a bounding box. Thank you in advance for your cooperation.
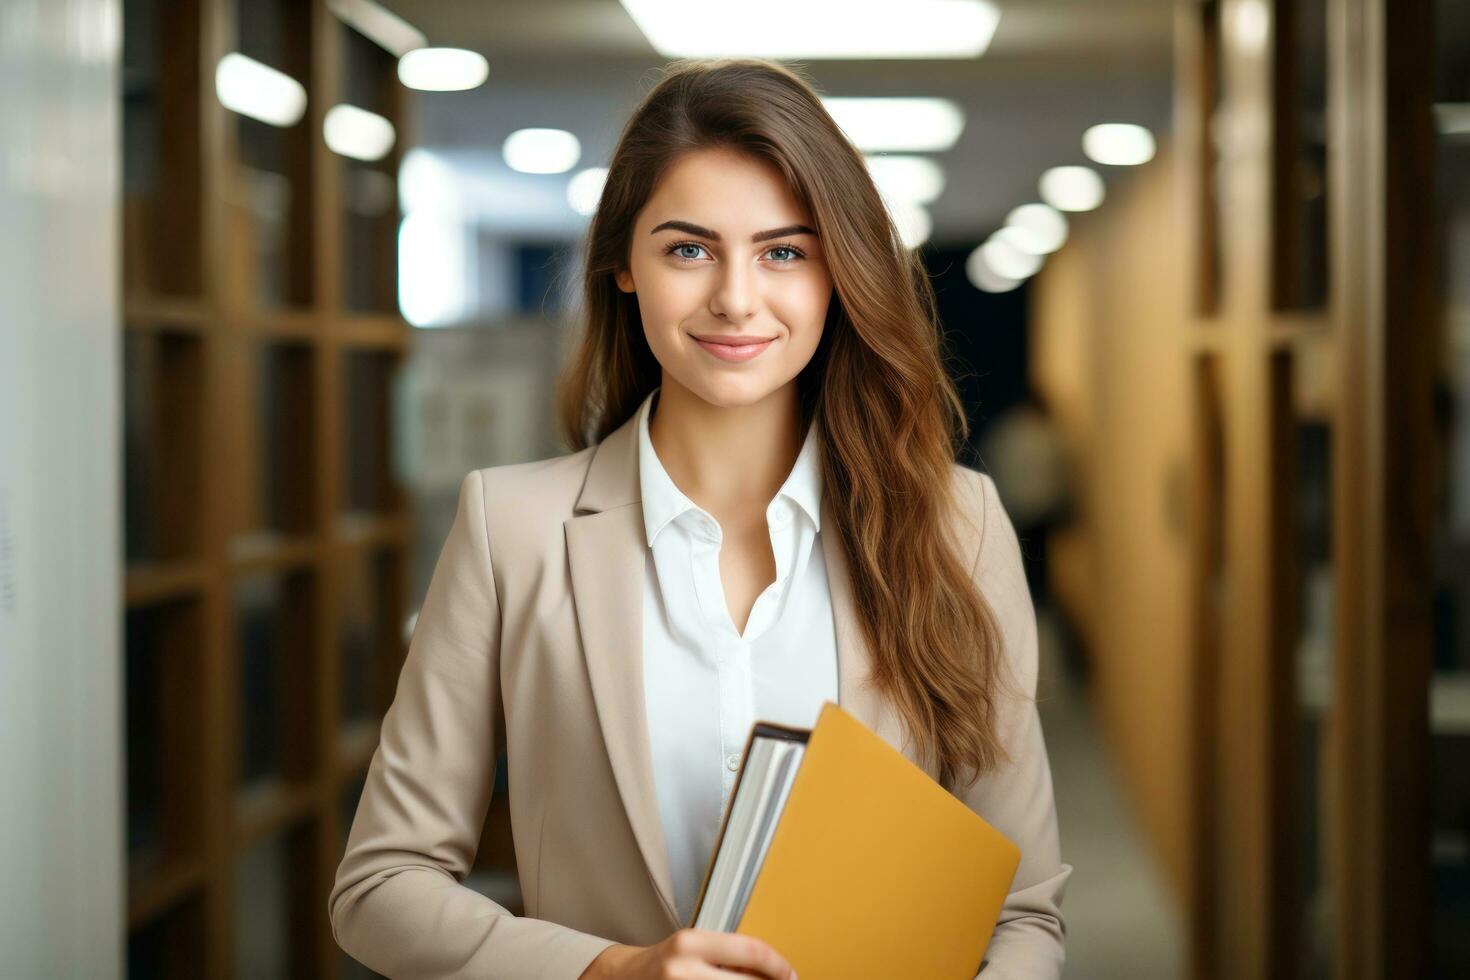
[578,928,797,980]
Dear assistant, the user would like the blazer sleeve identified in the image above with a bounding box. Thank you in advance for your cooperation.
[950,470,1073,979]
[328,469,619,980]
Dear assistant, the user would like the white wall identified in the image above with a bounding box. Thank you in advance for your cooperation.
[0,0,123,975]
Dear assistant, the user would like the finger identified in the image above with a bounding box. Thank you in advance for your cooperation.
[688,932,795,980]
[685,963,785,980]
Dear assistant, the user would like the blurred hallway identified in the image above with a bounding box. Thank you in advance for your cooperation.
[1036,612,1185,979]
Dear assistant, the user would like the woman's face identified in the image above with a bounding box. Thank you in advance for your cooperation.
[616,147,833,409]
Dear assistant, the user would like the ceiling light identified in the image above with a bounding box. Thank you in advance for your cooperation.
[618,0,1000,59]
[215,53,307,127]
[397,47,488,91]
[993,225,1048,255]
[865,155,945,205]
[966,246,1022,293]
[503,128,581,175]
[323,104,396,161]
[980,236,1043,280]
[888,200,932,250]
[1039,165,1105,212]
[567,167,609,216]
[1004,203,1068,253]
[1082,123,1156,166]
[822,97,965,152]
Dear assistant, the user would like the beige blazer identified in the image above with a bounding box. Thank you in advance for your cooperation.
[329,407,1072,979]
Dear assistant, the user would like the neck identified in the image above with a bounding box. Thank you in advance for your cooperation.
[648,376,804,516]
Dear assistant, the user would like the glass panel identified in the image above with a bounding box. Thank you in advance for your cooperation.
[235,571,317,792]
[341,25,401,314]
[125,598,203,878]
[340,547,401,729]
[127,889,205,979]
[341,349,400,515]
[1431,1,1470,972]
[233,0,315,310]
[122,0,202,298]
[234,821,315,979]
[124,332,204,564]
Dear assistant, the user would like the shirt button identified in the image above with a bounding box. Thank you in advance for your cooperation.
[725,752,741,772]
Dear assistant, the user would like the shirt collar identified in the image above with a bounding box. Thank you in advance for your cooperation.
[636,386,823,547]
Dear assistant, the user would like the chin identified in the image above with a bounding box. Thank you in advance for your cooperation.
[679,369,788,410]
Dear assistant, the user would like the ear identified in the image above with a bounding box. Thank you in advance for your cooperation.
[615,268,635,293]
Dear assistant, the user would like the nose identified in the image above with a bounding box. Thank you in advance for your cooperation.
[708,259,758,321]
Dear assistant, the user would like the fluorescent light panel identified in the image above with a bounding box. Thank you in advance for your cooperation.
[823,97,965,152]
[324,104,396,161]
[567,167,609,216]
[980,237,1043,279]
[966,246,1020,293]
[1082,123,1156,166]
[865,155,945,205]
[888,200,932,249]
[503,128,581,175]
[1004,203,1068,254]
[619,0,1000,58]
[215,53,306,127]
[398,47,489,91]
[1039,165,1105,212]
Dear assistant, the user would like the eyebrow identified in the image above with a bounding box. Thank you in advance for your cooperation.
[648,219,818,243]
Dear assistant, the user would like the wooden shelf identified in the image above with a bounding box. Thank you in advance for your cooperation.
[236,777,320,851]
[128,858,205,931]
[126,559,211,606]
[334,512,406,550]
[226,531,321,575]
[335,314,410,350]
[124,296,209,332]
[122,2,414,975]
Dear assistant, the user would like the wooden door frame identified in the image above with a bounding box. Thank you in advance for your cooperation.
[1329,0,1436,976]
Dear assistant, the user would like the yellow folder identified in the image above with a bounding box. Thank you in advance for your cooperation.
[706,700,1021,979]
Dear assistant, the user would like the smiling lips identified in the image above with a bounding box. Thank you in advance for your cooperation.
[691,333,778,362]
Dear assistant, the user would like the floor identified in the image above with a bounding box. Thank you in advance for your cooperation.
[1035,607,1187,979]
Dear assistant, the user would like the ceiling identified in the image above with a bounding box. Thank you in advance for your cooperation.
[379,0,1177,245]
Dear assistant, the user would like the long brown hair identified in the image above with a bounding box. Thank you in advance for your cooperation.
[556,58,1020,788]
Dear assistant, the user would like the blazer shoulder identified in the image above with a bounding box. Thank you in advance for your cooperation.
[469,446,598,549]
[949,462,995,566]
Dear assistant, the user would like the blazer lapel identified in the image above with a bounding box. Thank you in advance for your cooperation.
[565,411,682,930]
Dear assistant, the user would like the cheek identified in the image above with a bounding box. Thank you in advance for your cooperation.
[633,265,704,326]
[774,274,832,340]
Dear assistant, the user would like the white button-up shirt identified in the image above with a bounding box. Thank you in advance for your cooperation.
[635,386,839,925]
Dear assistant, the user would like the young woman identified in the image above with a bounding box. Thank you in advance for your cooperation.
[331,58,1071,980]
